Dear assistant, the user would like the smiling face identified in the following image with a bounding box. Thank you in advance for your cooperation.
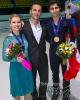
[49,3,60,17]
[10,16,22,34]
[30,4,42,20]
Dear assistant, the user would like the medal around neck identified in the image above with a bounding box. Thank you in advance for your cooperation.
[53,36,59,42]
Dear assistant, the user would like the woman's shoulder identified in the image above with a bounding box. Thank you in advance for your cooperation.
[3,33,13,43]
[21,34,25,38]
[22,34,28,42]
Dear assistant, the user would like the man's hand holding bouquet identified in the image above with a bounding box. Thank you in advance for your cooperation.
[56,41,80,80]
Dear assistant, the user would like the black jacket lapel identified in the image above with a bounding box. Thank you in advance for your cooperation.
[27,21,38,44]
[39,21,45,44]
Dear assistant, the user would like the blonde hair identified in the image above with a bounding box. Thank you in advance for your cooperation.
[9,14,22,23]
[9,14,24,33]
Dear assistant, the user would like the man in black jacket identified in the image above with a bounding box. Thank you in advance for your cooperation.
[22,3,49,100]
[46,1,75,100]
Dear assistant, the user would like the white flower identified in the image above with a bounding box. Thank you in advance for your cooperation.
[6,48,10,54]
[65,47,69,50]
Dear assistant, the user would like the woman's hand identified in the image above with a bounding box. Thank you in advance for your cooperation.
[17,56,24,63]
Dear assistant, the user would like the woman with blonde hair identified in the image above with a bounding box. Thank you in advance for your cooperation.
[2,14,34,100]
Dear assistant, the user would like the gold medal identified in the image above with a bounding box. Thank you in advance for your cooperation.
[54,36,59,42]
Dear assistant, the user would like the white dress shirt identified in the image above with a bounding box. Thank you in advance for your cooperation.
[29,20,42,44]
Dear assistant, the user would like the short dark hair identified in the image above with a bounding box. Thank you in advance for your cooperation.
[30,2,42,10]
[49,0,61,9]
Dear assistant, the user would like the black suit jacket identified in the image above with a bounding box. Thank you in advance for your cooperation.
[22,20,48,67]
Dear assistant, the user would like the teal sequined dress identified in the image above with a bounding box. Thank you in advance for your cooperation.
[2,33,34,97]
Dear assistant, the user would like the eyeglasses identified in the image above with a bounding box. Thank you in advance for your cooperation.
[50,7,59,10]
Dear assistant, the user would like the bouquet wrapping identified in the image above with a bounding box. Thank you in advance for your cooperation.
[22,60,32,71]
[64,48,80,80]
[6,42,32,71]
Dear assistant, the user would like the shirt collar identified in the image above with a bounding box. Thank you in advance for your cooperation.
[29,19,40,28]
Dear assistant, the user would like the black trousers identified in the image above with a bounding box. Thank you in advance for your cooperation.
[49,48,70,89]
[31,55,48,98]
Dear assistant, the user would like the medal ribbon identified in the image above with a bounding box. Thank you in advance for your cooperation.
[12,32,25,52]
[52,17,61,36]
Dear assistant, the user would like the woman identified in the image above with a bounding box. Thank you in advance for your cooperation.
[2,14,34,100]
[46,1,75,100]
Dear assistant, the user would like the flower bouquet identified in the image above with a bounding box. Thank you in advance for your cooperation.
[56,41,75,64]
[6,42,32,71]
